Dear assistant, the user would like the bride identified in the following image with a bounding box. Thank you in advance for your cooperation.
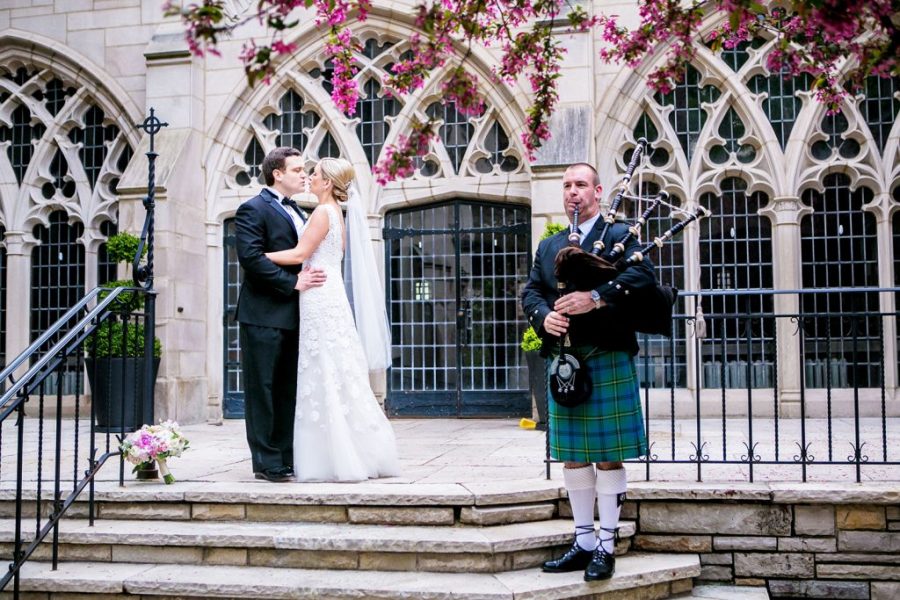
[265,157,400,482]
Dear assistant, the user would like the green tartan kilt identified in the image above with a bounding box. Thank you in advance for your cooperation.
[546,348,648,463]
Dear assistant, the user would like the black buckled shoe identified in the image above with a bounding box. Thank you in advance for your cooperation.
[254,468,292,482]
[584,547,615,581]
[541,539,594,573]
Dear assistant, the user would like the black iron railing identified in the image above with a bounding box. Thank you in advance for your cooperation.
[0,108,164,597]
[543,287,900,483]
[0,286,153,594]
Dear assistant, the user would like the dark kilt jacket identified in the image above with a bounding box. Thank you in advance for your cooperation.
[521,219,656,462]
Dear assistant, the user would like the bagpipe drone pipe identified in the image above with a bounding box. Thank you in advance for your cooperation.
[554,139,711,338]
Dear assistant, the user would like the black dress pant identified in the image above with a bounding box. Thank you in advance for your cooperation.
[239,323,298,473]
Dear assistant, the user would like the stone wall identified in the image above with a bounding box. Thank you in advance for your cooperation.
[623,483,900,600]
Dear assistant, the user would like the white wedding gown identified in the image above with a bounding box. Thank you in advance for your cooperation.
[293,204,400,482]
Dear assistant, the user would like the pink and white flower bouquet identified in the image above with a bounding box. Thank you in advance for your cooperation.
[120,420,190,484]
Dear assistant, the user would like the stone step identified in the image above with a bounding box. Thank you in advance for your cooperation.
[674,584,770,599]
[1,481,566,526]
[0,518,635,573]
[8,553,701,599]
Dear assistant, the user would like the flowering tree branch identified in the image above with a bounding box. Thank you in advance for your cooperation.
[165,0,899,182]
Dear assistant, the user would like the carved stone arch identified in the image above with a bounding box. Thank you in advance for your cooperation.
[0,31,141,235]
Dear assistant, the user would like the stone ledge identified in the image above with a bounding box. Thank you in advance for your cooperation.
[15,553,701,599]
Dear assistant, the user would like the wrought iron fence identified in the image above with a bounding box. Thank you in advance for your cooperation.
[543,287,900,483]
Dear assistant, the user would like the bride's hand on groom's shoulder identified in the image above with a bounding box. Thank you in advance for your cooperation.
[296,266,327,291]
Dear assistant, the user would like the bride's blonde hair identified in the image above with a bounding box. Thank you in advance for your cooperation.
[318,158,355,202]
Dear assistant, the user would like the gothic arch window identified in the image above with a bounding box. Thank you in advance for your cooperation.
[98,219,118,285]
[0,59,136,392]
[653,64,721,164]
[748,69,811,149]
[800,174,879,387]
[858,76,900,154]
[230,33,525,188]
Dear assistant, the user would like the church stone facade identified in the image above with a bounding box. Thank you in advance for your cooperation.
[1,1,898,424]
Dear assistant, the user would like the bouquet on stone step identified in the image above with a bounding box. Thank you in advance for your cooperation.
[120,420,190,484]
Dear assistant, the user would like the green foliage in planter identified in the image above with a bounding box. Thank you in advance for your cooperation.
[88,320,162,359]
[105,232,145,264]
[520,221,567,353]
[99,279,144,312]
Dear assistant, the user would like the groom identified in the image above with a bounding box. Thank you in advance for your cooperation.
[235,146,325,482]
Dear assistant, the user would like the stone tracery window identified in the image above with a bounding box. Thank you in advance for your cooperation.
[232,34,524,188]
[0,60,135,392]
[857,75,900,155]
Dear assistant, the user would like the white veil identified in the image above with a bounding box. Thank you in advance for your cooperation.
[343,183,392,370]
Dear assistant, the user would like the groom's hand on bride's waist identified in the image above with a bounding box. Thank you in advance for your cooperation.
[296,266,327,291]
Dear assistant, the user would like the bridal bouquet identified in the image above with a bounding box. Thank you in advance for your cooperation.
[120,420,190,484]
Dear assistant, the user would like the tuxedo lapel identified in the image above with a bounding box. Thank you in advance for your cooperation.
[261,189,299,240]
[581,219,604,252]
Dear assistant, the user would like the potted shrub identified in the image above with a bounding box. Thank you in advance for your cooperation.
[521,221,566,429]
[85,233,161,432]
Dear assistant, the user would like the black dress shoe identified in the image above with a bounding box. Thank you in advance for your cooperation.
[541,540,594,573]
[584,548,615,581]
[254,469,292,482]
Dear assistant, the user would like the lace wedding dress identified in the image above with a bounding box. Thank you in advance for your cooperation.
[293,204,400,482]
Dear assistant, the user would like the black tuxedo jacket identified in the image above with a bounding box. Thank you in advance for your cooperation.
[521,219,656,356]
[235,188,305,330]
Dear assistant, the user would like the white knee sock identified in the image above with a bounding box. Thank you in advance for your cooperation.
[563,465,597,551]
[596,468,627,555]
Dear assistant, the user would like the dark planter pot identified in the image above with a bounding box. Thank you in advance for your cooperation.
[85,357,160,433]
[525,352,548,430]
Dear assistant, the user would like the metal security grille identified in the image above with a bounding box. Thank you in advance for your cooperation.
[654,64,720,163]
[31,211,85,394]
[222,218,244,418]
[0,104,45,185]
[749,70,810,149]
[859,76,900,154]
[357,78,398,166]
[699,179,774,388]
[384,200,531,417]
[800,174,879,387]
[638,182,688,388]
[69,105,119,189]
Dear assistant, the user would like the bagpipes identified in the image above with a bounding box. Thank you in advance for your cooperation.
[549,139,710,407]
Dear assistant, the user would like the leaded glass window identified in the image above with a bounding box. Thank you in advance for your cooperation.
[800,174,879,388]
[236,136,265,187]
[699,179,774,388]
[811,111,861,161]
[717,38,764,72]
[710,107,756,164]
[357,78,399,166]
[35,78,76,117]
[41,148,76,199]
[637,182,688,388]
[98,220,119,285]
[748,70,811,149]
[263,90,319,151]
[0,225,6,370]
[31,211,85,394]
[631,113,670,167]
[69,105,120,189]
[426,101,474,175]
[858,76,900,155]
[0,104,46,185]
[223,218,244,416]
[109,144,133,195]
[474,122,519,174]
[654,64,720,163]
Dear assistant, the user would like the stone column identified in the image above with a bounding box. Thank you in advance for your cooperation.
[870,192,897,392]
[114,23,209,424]
[2,231,36,379]
[759,196,811,417]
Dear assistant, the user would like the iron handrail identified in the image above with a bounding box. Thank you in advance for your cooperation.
[0,286,128,417]
[0,288,104,388]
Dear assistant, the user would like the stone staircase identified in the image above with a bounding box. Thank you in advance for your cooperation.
[1,482,701,599]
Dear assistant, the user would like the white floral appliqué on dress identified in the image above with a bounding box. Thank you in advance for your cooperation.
[294,204,400,482]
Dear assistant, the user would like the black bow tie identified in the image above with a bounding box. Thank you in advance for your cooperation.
[281,197,299,209]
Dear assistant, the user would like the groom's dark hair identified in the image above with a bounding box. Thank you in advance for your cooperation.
[261,146,302,186]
